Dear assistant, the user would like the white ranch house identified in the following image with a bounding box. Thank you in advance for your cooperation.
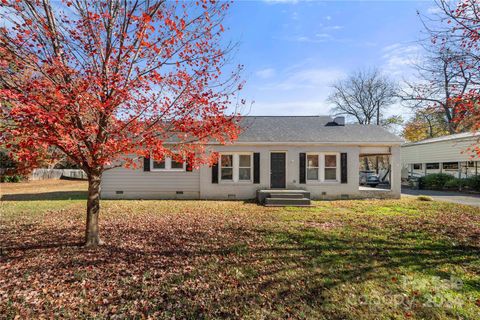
[101,116,403,203]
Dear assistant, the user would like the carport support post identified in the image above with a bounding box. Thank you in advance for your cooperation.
[390,146,401,198]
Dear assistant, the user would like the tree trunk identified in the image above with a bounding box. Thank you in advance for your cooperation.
[363,157,370,171]
[85,173,102,247]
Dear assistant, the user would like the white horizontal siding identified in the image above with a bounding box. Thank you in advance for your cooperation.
[401,138,477,164]
[101,166,200,199]
[360,146,390,154]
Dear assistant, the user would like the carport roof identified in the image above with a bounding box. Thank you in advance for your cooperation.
[402,132,480,147]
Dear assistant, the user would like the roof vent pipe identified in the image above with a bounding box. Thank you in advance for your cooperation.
[333,116,345,126]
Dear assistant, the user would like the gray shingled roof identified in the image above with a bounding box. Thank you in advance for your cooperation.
[236,116,403,143]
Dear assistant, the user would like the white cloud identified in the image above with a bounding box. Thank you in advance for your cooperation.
[262,67,345,91]
[245,65,346,116]
[263,0,300,4]
[255,68,276,79]
[282,33,335,43]
[427,6,442,14]
[382,43,421,78]
[325,15,332,21]
[315,33,332,39]
[323,25,343,31]
[296,36,311,42]
[249,101,332,116]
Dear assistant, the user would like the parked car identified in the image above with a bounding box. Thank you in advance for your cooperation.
[359,170,380,187]
[407,172,423,181]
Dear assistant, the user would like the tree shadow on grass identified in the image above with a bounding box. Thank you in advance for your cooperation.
[217,230,480,318]
[2,220,479,318]
[1,191,87,201]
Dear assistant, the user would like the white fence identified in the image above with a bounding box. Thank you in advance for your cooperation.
[30,169,87,180]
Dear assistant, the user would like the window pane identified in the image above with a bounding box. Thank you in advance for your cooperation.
[325,168,336,180]
[325,155,337,168]
[413,163,422,170]
[426,163,439,170]
[221,168,233,180]
[307,155,318,167]
[171,160,184,169]
[221,155,233,167]
[153,160,165,169]
[307,168,319,180]
[443,162,458,170]
[239,155,251,167]
[239,168,251,180]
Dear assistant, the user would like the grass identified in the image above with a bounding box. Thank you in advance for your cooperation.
[1,180,479,319]
[417,195,434,202]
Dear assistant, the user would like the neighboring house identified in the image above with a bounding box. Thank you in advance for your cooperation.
[401,132,480,179]
[101,116,403,200]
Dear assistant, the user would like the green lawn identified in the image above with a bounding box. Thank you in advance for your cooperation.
[1,181,479,319]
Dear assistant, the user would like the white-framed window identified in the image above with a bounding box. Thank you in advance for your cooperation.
[238,154,252,181]
[151,157,185,171]
[307,154,319,180]
[426,163,439,170]
[219,153,253,183]
[220,154,234,181]
[306,152,340,183]
[324,154,338,181]
[413,163,422,170]
[443,162,459,170]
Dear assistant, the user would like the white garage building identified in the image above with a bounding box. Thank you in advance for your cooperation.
[401,132,480,179]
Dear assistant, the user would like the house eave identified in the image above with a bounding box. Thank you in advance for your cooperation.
[209,141,402,147]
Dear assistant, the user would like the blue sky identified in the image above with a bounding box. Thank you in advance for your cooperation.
[223,0,439,117]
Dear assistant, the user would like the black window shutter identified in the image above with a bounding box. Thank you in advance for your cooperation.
[212,163,219,183]
[253,153,260,184]
[299,153,306,184]
[341,153,348,183]
[144,157,150,172]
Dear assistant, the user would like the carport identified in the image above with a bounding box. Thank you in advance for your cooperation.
[359,146,392,191]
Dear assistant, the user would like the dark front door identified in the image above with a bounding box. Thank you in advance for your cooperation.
[270,152,286,189]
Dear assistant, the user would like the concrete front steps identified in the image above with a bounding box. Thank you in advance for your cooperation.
[257,190,312,207]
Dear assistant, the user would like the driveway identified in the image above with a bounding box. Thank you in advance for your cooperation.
[402,188,480,207]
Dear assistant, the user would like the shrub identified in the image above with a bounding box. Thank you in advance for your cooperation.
[444,178,467,190]
[417,195,433,201]
[0,174,24,183]
[419,173,454,190]
[464,176,480,192]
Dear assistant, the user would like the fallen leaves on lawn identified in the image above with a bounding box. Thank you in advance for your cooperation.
[1,198,479,319]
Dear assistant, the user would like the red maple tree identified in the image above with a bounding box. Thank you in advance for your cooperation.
[0,0,243,246]
[437,0,480,156]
